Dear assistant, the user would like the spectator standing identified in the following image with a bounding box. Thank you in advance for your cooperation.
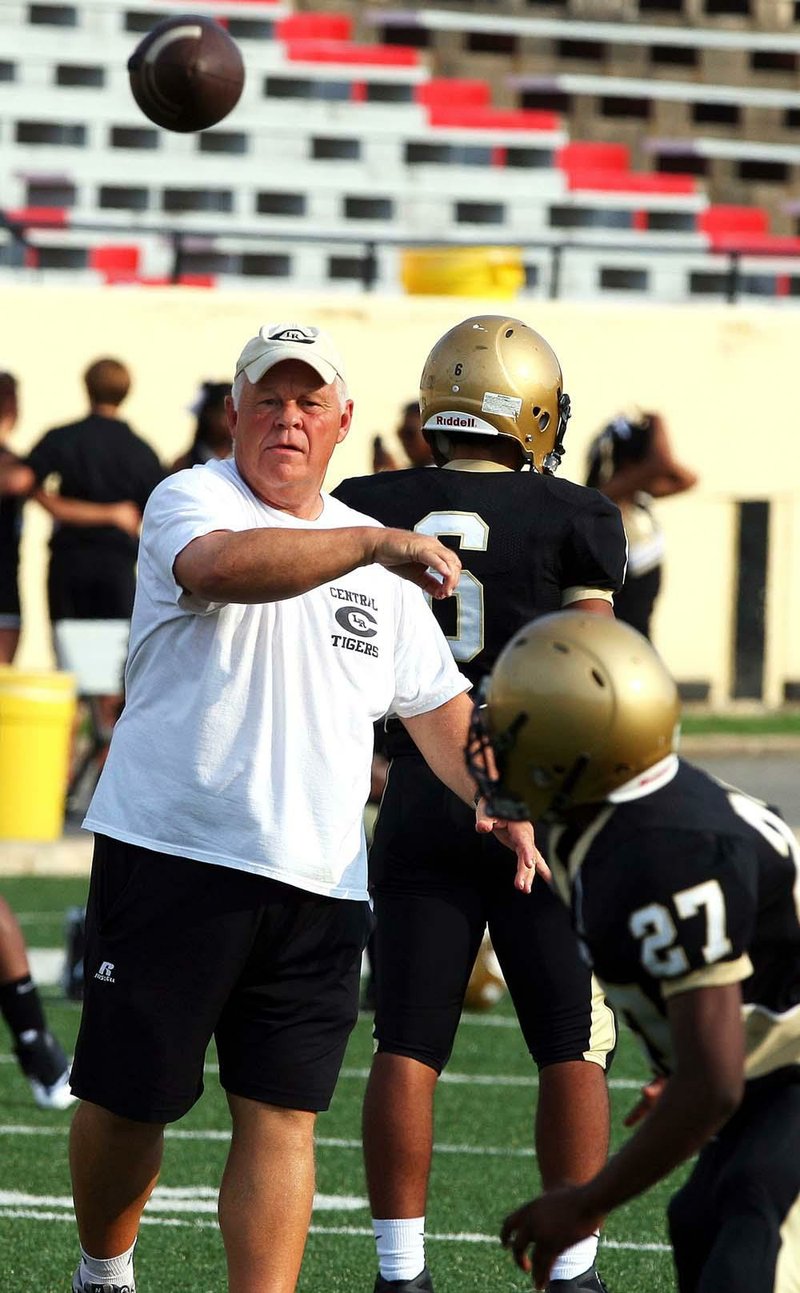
[67,321,538,1293]
[372,400,435,473]
[470,612,800,1293]
[171,380,233,472]
[0,371,22,662]
[585,411,697,639]
[1,357,164,625]
[334,314,627,1293]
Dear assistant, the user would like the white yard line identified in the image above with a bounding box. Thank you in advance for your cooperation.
[0,1192,671,1252]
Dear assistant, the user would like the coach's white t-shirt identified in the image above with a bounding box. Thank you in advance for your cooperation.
[84,458,470,900]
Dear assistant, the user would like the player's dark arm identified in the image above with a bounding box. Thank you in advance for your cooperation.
[403,695,545,890]
[600,415,697,503]
[33,491,142,536]
[568,597,614,618]
[501,982,744,1285]
[0,454,35,496]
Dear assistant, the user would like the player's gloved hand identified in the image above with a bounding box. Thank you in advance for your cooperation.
[475,801,550,894]
[623,1075,668,1127]
[501,1190,603,1291]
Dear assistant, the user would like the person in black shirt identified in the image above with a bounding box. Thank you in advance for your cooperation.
[585,411,697,639]
[16,358,163,623]
[469,612,800,1293]
[170,380,232,473]
[0,371,23,663]
[334,315,627,1293]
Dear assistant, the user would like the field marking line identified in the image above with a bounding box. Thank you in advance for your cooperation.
[0,1053,647,1089]
[0,1198,671,1252]
[0,1123,538,1156]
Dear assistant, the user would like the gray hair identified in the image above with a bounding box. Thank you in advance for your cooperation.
[231,371,349,412]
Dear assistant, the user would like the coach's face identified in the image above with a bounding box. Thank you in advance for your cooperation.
[228,359,353,519]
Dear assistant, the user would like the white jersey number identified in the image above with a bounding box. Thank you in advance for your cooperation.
[629,879,732,978]
[728,791,800,922]
[414,511,489,663]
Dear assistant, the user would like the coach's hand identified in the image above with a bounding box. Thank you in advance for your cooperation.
[475,802,550,894]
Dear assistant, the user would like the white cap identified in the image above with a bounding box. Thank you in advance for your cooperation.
[234,323,346,387]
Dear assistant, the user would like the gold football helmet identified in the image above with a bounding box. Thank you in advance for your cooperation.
[419,314,571,473]
[468,612,680,820]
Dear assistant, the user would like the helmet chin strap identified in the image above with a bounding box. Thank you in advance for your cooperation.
[549,753,591,814]
[542,392,572,475]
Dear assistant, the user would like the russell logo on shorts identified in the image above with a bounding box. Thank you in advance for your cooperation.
[94,961,116,984]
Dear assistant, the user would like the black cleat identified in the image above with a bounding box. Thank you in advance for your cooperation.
[373,1268,434,1292]
[547,1267,609,1292]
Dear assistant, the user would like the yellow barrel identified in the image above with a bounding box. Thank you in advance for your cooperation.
[400,246,525,298]
[0,667,76,841]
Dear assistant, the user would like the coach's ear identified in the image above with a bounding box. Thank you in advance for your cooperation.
[336,399,354,446]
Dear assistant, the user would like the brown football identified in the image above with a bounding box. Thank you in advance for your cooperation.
[128,15,245,133]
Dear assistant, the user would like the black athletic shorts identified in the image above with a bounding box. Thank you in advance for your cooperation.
[48,548,137,622]
[369,755,616,1074]
[70,835,372,1122]
[667,1067,800,1293]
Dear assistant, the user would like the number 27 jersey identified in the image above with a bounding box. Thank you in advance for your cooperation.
[545,759,800,1081]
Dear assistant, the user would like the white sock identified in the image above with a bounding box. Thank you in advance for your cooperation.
[373,1216,426,1282]
[547,1232,599,1281]
[80,1240,136,1286]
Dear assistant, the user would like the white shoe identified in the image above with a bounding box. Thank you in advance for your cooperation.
[30,1066,76,1111]
[14,1030,76,1110]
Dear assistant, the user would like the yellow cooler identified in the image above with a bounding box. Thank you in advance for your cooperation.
[0,667,76,841]
[400,246,525,298]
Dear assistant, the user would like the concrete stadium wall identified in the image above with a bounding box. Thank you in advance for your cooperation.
[4,285,799,706]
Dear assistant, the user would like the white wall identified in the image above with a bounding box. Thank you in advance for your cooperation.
[5,286,800,703]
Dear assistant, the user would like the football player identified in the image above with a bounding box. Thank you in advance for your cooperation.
[468,612,800,1293]
[333,315,628,1293]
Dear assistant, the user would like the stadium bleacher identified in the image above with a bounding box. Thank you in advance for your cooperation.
[2,0,799,299]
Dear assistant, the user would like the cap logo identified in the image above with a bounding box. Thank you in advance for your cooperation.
[266,325,317,344]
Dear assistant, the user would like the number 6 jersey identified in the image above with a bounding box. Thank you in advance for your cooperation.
[333,461,626,689]
[544,757,800,1081]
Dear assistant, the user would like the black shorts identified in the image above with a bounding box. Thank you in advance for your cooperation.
[48,548,137,622]
[70,835,372,1122]
[370,756,616,1074]
[667,1068,800,1292]
[0,499,21,622]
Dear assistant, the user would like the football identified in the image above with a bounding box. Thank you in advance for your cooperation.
[464,933,507,1012]
[128,15,245,133]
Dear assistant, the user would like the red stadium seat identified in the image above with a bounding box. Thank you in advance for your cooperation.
[5,206,69,227]
[565,170,697,194]
[557,142,630,172]
[425,106,560,131]
[275,13,353,41]
[283,39,419,66]
[89,245,140,283]
[698,205,770,236]
[707,232,800,255]
[415,79,492,108]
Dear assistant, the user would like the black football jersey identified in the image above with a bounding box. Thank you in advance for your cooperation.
[332,465,626,688]
[544,759,800,1081]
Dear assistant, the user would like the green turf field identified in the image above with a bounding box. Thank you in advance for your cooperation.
[1,876,686,1293]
